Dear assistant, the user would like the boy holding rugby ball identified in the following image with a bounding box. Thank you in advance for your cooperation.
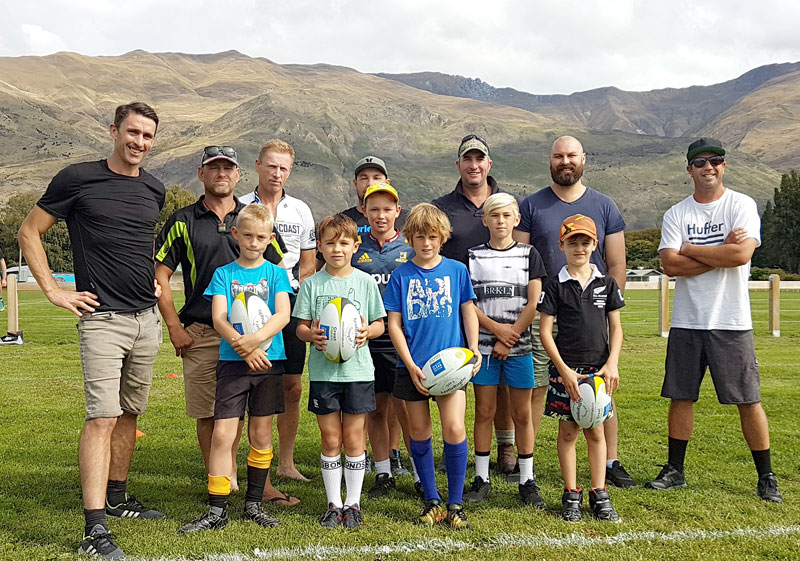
[383,203,481,530]
[293,214,386,528]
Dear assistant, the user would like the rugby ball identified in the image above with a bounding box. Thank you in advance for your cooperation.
[230,291,273,351]
[420,347,477,396]
[570,375,612,429]
[318,297,362,363]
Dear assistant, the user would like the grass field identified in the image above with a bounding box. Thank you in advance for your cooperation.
[1,289,799,561]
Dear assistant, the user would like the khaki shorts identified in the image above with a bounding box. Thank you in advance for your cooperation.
[530,315,557,389]
[78,306,161,420]
[182,322,222,419]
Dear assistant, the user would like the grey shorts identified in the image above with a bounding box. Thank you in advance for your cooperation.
[77,306,161,419]
[530,314,556,389]
[663,328,761,405]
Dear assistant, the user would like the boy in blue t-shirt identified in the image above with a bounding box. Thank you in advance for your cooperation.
[180,204,292,533]
[383,203,481,530]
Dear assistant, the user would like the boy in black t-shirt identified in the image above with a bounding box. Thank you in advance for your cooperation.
[537,214,624,523]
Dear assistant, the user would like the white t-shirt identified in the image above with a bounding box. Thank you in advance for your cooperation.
[240,189,316,290]
[659,188,760,330]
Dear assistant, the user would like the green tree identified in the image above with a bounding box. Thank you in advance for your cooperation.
[0,193,73,271]
[625,228,662,270]
[754,170,800,273]
[156,185,198,234]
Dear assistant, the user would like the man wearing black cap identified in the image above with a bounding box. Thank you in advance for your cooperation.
[646,138,782,503]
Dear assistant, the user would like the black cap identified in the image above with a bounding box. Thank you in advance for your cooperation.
[687,138,725,162]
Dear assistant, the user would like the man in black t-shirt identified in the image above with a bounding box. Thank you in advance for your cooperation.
[18,102,165,559]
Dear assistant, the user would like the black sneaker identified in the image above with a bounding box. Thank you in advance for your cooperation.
[79,524,125,560]
[414,480,427,499]
[757,472,783,503]
[463,476,491,504]
[244,501,279,528]
[320,503,343,528]
[178,507,228,534]
[561,489,582,522]
[368,472,396,498]
[106,494,165,519]
[519,478,546,509]
[416,499,446,526]
[505,460,521,483]
[342,504,364,528]
[364,451,373,474]
[445,503,471,530]
[589,488,621,522]
[606,460,636,488]
[390,450,411,476]
[644,464,686,490]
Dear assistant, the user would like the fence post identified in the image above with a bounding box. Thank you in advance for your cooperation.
[768,274,780,337]
[7,274,19,334]
[659,274,670,338]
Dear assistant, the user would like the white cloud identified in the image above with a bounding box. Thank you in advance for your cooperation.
[20,24,70,55]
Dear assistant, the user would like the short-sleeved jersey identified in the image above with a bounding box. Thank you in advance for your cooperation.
[518,186,625,278]
[240,189,316,291]
[468,242,547,356]
[204,260,292,362]
[537,265,625,367]
[351,231,415,353]
[37,160,165,313]
[292,268,386,383]
[383,257,476,369]
[658,188,760,330]
[432,177,519,264]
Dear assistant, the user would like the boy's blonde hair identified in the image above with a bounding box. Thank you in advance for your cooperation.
[258,139,295,161]
[318,214,359,243]
[483,193,519,218]
[402,203,452,242]
[236,203,274,232]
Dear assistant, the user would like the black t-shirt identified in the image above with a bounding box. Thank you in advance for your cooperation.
[37,160,165,313]
[0,246,4,261]
[537,272,625,367]
[155,197,286,327]
[432,176,518,264]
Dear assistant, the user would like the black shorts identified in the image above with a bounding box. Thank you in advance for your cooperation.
[372,351,399,394]
[308,381,376,415]
[215,360,285,419]
[283,312,307,374]
[663,328,761,405]
[392,366,467,402]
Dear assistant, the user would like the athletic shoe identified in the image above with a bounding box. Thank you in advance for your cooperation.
[320,503,343,528]
[416,499,446,526]
[178,507,228,534]
[0,332,24,345]
[106,494,165,519]
[342,504,364,528]
[364,451,373,474]
[519,478,546,509]
[244,501,279,528]
[495,443,515,474]
[414,481,425,499]
[644,464,686,490]
[606,460,636,488]
[757,472,783,503]
[589,488,621,522]
[445,504,471,530]
[368,472,396,498]
[79,524,125,559]
[463,476,491,503]
[561,489,582,522]
[505,460,521,483]
[390,450,411,476]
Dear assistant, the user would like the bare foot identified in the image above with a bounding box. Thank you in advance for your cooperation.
[276,465,311,482]
[262,489,301,507]
[231,462,239,492]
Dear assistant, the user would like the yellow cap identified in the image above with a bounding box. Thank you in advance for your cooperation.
[363,182,399,202]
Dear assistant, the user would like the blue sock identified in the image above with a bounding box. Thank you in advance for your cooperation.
[409,437,440,501]
[444,438,468,506]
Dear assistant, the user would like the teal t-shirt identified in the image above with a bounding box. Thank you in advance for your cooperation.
[292,268,386,382]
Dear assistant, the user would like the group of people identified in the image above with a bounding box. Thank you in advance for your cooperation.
[14,101,782,560]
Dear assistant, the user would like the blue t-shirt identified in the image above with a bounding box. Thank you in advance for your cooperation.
[204,260,293,361]
[518,186,625,278]
[383,257,476,369]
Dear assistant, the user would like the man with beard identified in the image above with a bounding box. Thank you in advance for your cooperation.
[514,135,634,488]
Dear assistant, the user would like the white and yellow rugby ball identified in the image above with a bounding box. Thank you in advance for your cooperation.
[229,291,273,351]
[421,347,477,396]
[570,375,612,429]
[318,297,362,363]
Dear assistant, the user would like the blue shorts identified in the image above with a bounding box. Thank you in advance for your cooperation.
[472,354,535,389]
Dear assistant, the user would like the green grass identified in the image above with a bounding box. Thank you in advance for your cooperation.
[1,290,799,560]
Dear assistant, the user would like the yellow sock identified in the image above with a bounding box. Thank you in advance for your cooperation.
[208,474,232,496]
[247,446,273,470]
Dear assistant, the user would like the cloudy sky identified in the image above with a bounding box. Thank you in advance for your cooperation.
[2,0,800,95]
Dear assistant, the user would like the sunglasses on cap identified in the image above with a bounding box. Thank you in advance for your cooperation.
[202,145,238,161]
[690,156,724,168]
[460,134,488,146]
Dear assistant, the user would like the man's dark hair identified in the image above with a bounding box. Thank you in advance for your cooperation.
[113,101,159,131]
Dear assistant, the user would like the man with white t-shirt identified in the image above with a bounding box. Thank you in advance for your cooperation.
[240,139,316,481]
[645,138,781,503]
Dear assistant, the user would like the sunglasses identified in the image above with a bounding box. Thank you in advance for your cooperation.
[460,133,488,147]
[202,145,238,162]
[690,156,724,168]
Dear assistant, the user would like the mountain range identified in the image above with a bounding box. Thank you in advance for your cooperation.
[0,50,797,229]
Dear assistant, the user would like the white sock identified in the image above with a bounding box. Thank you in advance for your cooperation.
[475,453,491,482]
[607,458,618,469]
[410,456,420,482]
[344,453,366,507]
[375,458,391,476]
[321,454,343,508]
[519,456,534,483]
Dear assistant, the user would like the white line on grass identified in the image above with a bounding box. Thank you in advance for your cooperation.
[136,524,800,561]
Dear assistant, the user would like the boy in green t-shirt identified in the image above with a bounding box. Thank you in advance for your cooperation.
[293,214,386,528]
